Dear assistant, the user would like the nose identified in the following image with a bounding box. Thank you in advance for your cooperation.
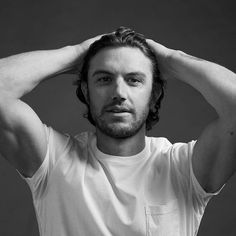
[111,77,127,101]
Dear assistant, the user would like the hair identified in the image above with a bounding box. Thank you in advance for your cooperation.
[73,26,166,131]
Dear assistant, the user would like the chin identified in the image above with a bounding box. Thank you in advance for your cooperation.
[98,121,145,139]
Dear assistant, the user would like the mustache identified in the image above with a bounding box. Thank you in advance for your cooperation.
[102,101,134,114]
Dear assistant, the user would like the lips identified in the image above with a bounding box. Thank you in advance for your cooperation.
[106,106,131,113]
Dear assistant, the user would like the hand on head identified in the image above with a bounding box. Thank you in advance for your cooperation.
[146,39,173,60]
[65,34,105,75]
[77,34,105,56]
[147,39,176,80]
[68,29,175,80]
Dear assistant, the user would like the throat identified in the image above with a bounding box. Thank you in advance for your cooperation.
[96,129,146,156]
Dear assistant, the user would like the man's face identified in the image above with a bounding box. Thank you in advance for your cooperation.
[84,46,153,138]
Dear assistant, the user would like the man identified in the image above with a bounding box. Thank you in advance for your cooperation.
[0,27,235,236]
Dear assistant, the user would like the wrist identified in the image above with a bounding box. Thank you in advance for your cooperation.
[162,48,179,70]
[166,49,182,61]
[66,45,83,59]
[51,45,81,76]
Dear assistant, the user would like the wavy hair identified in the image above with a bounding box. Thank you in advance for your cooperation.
[74,27,166,131]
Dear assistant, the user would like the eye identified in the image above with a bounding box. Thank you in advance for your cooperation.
[97,76,112,84]
[127,77,142,86]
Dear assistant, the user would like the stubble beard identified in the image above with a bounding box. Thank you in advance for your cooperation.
[90,106,149,139]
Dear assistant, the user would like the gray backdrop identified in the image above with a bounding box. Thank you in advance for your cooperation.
[0,0,236,235]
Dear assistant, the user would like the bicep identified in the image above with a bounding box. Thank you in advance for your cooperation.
[192,118,236,193]
[0,98,47,177]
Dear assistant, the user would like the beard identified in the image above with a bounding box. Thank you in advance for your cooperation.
[89,104,150,139]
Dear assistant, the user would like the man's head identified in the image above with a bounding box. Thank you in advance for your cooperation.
[74,27,165,137]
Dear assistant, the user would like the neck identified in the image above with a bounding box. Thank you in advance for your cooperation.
[96,127,146,156]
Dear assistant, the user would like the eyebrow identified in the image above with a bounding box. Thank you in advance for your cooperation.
[92,70,113,77]
[92,70,147,78]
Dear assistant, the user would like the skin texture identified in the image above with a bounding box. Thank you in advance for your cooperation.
[0,36,102,177]
[148,40,236,193]
[82,47,153,156]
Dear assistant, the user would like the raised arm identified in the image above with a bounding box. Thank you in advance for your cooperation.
[148,39,236,193]
[0,35,101,177]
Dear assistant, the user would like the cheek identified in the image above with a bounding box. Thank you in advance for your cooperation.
[88,87,108,110]
[133,88,152,108]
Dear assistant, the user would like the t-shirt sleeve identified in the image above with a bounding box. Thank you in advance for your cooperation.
[170,140,225,211]
[16,124,71,195]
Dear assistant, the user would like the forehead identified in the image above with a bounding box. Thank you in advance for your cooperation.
[88,46,153,77]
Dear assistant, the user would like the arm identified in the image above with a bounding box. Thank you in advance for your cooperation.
[0,35,101,177]
[148,39,236,193]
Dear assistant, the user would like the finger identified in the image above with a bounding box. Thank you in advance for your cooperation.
[147,39,173,60]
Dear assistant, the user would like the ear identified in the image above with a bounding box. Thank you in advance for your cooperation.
[81,81,89,104]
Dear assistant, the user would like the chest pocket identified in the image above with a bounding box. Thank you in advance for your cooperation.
[145,200,180,236]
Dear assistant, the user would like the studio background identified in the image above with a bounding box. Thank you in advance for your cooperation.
[0,0,236,235]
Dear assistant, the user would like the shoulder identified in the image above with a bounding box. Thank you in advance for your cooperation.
[148,136,197,164]
[149,136,196,151]
[148,136,172,152]
[47,127,94,150]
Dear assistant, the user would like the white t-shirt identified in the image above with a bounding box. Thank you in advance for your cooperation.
[17,125,222,236]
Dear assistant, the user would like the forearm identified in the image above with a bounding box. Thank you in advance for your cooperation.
[0,45,80,99]
[168,50,236,121]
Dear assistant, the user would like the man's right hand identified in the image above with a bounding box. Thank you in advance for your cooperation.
[64,34,104,75]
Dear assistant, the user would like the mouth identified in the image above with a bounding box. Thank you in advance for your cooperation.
[107,110,130,113]
[106,107,131,113]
